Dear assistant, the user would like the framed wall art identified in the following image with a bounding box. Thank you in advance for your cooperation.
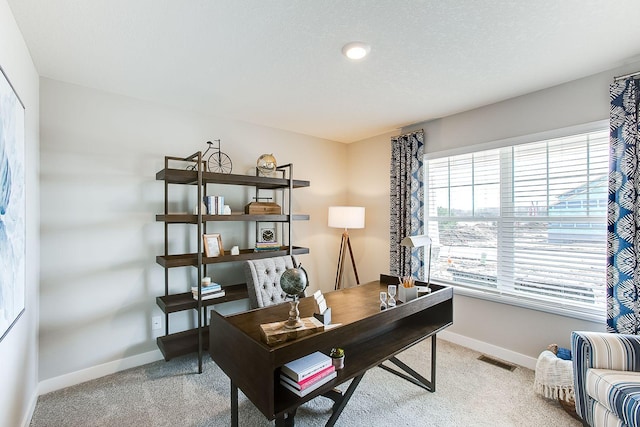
[0,65,26,342]
[203,233,224,258]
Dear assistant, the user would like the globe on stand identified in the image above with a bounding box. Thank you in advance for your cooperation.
[257,153,277,176]
[280,265,309,329]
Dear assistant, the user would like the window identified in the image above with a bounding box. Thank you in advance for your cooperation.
[425,129,608,319]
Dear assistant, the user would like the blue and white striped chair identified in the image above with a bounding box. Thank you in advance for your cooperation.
[572,331,640,427]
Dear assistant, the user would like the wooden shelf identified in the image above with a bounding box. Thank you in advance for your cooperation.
[156,284,249,313]
[156,168,310,189]
[157,326,210,361]
[156,213,310,223]
[156,160,310,371]
[156,246,310,268]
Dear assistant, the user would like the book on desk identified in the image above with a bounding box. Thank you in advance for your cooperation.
[281,351,332,382]
[280,352,335,397]
[280,370,337,397]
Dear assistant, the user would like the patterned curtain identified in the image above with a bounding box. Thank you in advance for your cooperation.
[608,77,640,334]
[390,130,425,279]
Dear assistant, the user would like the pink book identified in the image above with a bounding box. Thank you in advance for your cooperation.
[281,365,336,391]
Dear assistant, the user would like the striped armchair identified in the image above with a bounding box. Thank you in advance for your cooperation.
[571,331,640,427]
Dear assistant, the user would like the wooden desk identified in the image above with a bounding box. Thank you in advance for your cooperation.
[209,275,453,426]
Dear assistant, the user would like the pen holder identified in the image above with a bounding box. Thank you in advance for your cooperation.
[398,286,418,303]
[313,307,332,325]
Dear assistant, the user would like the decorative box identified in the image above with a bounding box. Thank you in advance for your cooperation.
[259,317,324,345]
[398,286,418,303]
[245,202,282,215]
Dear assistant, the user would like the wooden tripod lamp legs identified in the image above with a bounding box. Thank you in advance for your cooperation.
[334,230,360,290]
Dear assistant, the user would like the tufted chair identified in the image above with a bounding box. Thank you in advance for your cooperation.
[243,255,303,309]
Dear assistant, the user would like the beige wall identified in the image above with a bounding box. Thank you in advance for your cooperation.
[0,1,40,426]
[344,131,395,288]
[39,78,347,382]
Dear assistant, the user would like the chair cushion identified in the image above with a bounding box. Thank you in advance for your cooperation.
[586,368,640,426]
[243,256,297,309]
[591,400,625,427]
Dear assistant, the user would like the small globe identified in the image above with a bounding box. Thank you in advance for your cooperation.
[280,266,308,297]
[257,153,277,176]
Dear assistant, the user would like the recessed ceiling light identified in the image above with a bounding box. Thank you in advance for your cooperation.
[342,42,371,60]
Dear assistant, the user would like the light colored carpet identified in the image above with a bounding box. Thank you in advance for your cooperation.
[30,339,581,426]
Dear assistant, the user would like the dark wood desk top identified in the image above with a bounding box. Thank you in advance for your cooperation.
[209,276,453,420]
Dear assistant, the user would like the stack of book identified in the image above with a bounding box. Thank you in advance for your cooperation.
[191,283,226,301]
[280,351,336,397]
[203,195,224,215]
[254,242,281,252]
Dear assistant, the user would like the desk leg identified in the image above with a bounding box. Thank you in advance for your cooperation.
[431,334,437,392]
[230,379,238,427]
[378,333,437,392]
[275,409,296,427]
[324,372,365,427]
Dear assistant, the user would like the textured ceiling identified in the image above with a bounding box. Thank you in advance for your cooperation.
[8,1,640,143]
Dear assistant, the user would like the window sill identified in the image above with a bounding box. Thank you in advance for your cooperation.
[431,279,606,324]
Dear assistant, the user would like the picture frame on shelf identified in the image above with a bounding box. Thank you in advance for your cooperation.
[203,233,224,257]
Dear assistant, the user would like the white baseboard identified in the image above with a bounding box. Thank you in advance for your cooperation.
[38,349,164,395]
[20,387,40,427]
[32,333,536,407]
[439,330,538,370]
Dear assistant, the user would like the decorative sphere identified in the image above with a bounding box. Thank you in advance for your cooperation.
[280,266,308,297]
[257,153,277,176]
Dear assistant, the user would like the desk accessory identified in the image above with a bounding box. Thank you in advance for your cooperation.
[312,290,332,325]
[380,291,387,310]
[330,347,345,370]
[259,317,324,345]
[398,276,418,302]
[400,234,432,285]
[279,264,309,329]
[387,285,397,307]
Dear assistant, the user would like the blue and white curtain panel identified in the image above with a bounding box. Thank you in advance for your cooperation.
[390,130,425,279]
[608,77,640,334]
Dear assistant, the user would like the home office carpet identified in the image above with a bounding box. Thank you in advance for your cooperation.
[29,339,580,427]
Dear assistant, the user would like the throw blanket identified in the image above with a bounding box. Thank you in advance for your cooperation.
[534,350,575,400]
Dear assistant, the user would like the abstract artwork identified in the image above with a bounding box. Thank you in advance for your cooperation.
[0,66,25,342]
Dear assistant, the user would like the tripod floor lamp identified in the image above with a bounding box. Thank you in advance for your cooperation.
[329,206,365,290]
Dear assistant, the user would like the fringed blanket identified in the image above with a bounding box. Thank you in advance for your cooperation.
[533,350,575,401]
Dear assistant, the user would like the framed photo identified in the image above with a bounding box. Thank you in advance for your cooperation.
[0,65,26,342]
[203,233,224,257]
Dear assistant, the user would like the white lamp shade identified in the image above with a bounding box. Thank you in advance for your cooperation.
[328,206,365,229]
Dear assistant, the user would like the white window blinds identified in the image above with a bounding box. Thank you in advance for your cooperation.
[425,129,608,318]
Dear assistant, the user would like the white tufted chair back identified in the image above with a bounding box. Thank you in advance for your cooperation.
[243,255,301,309]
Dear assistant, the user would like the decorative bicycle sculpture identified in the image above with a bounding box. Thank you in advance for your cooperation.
[188,139,233,174]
